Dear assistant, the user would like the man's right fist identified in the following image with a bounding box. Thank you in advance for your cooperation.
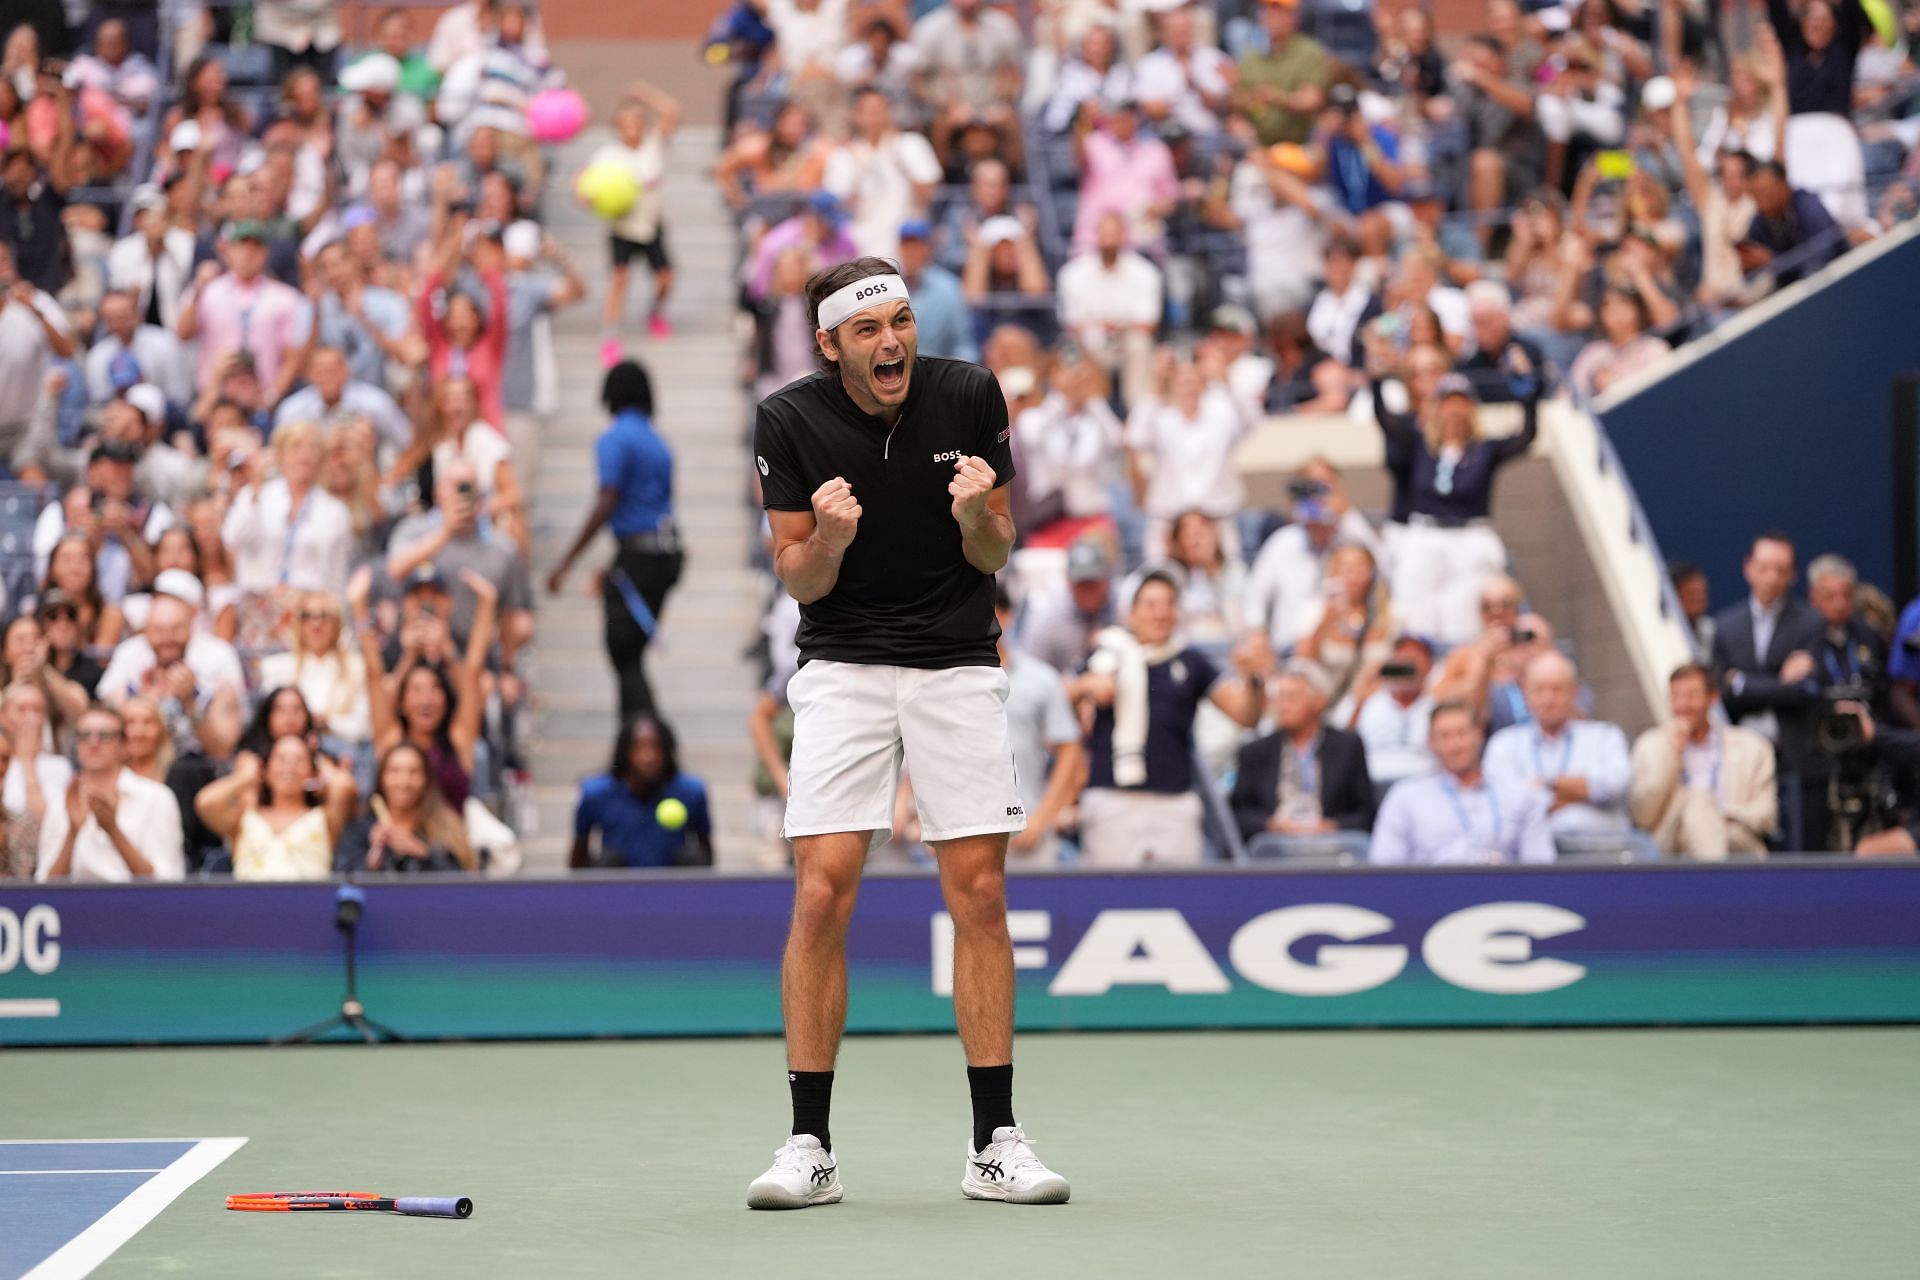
[811,477,861,553]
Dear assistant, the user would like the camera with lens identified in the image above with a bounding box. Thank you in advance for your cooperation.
[1817,683,1873,758]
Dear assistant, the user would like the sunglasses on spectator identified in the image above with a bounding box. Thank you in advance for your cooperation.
[43,608,76,622]
[75,729,123,743]
[1480,598,1521,614]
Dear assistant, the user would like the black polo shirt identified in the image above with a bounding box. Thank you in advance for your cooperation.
[755,356,1014,669]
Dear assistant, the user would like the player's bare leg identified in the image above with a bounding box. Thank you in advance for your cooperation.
[936,832,1069,1205]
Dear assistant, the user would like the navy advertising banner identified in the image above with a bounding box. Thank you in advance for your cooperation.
[2,863,1918,1045]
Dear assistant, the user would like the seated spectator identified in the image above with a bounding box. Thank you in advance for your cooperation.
[258,592,374,752]
[1369,351,1539,646]
[334,743,477,874]
[911,0,1024,110]
[224,420,355,623]
[1134,6,1233,136]
[121,695,172,785]
[1066,568,1268,866]
[1738,160,1843,288]
[1164,510,1246,647]
[1014,359,1121,546]
[1058,213,1162,410]
[178,221,309,408]
[354,565,497,812]
[1243,459,1384,652]
[1034,24,1134,135]
[1568,284,1669,402]
[963,215,1052,307]
[195,735,357,881]
[1431,585,1562,732]
[932,157,1022,274]
[1347,634,1438,797]
[571,715,712,868]
[3,679,67,831]
[273,345,411,453]
[744,193,859,303]
[823,88,940,264]
[68,18,160,117]
[1370,700,1556,865]
[1016,539,1118,674]
[1233,0,1327,146]
[1483,651,1638,855]
[1459,283,1546,403]
[1305,235,1380,377]
[1296,541,1396,710]
[1070,97,1177,253]
[38,590,104,697]
[836,15,921,113]
[1230,662,1375,858]
[1125,346,1252,559]
[406,374,527,552]
[95,579,246,744]
[84,290,189,407]
[1630,662,1778,857]
[713,102,832,212]
[107,186,196,333]
[307,239,423,392]
[36,702,185,882]
[896,219,976,363]
[1453,35,1544,242]
[0,724,34,878]
[0,239,75,449]
[1217,140,1336,325]
[0,613,88,739]
[1264,311,1350,414]
[39,532,123,650]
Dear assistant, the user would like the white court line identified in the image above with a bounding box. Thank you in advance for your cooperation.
[0,1139,212,1145]
[22,1137,248,1280]
[0,1174,166,1182]
[0,998,60,1017]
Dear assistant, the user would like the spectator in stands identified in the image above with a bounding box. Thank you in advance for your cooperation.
[273,345,410,452]
[1568,284,1668,403]
[1347,633,1437,798]
[40,533,123,648]
[497,222,586,428]
[420,212,509,424]
[1460,283,1544,403]
[713,102,832,211]
[0,120,81,294]
[588,81,681,351]
[195,735,357,881]
[1125,345,1254,559]
[1712,530,1825,848]
[1034,23,1133,135]
[223,419,354,609]
[257,592,373,754]
[68,18,159,117]
[1768,0,1870,225]
[824,88,940,264]
[0,723,34,878]
[2,680,66,832]
[410,375,527,553]
[896,220,975,362]
[0,613,86,738]
[1059,213,1162,409]
[1016,539,1118,674]
[107,186,195,333]
[84,289,188,407]
[120,696,172,785]
[1808,554,1887,714]
[0,241,74,449]
[743,190,858,301]
[178,222,308,407]
[428,0,548,76]
[1483,651,1638,856]
[1067,568,1268,865]
[1630,662,1778,857]
[36,702,184,882]
[306,239,424,395]
[1230,661,1374,858]
[1738,161,1843,287]
[571,714,712,868]
[96,574,245,754]
[39,590,103,699]
[334,742,477,874]
[1370,700,1556,865]
[1296,541,1396,711]
[1219,140,1337,325]
[1234,0,1327,146]
[1243,459,1383,651]
[912,0,1024,108]
[1071,97,1178,252]
[1671,559,1715,655]
[1671,69,1769,311]
[1370,352,1538,645]
[1163,510,1247,647]
[931,157,1020,274]
[548,361,682,723]
[1135,6,1234,136]
[355,566,497,814]
[1454,35,1543,237]
[962,215,1052,307]
[1013,359,1120,545]
[836,15,920,112]
[993,587,1082,865]
[1305,234,1379,376]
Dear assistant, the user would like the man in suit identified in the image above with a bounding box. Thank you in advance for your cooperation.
[1710,531,1827,849]
[1630,663,1777,857]
[1230,662,1374,858]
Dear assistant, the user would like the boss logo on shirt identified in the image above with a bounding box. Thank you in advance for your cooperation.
[932,450,964,463]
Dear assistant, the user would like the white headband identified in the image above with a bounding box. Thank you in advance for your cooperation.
[817,274,910,332]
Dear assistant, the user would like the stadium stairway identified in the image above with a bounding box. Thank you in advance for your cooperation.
[523,125,766,871]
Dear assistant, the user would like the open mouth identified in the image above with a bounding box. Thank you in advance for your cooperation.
[872,357,907,394]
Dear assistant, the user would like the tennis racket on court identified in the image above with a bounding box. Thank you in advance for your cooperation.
[226,1192,473,1218]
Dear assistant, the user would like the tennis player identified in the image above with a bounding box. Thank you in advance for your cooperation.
[746,257,1070,1209]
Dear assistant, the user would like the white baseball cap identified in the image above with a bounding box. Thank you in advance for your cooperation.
[124,383,166,428]
[152,569,205,610]
[168,119,201,152]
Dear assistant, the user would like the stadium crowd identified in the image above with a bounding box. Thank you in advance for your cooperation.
[0,0,723,882]
[722,0,1920,864]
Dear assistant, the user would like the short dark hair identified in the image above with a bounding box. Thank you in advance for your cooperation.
[1429,699,1479,731]
[805,256,901,348]
[611,714,680,791]
[1750,529,1796,558]
[1668,558,1702,585]
[1752,160,1788,184]
[602,360,655,416]
[1669,661,1714,692]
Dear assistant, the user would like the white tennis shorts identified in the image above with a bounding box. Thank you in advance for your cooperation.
[784,660,1027,846]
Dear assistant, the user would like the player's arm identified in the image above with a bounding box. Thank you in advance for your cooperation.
[950,457,1014,575]
[772,479,861,605]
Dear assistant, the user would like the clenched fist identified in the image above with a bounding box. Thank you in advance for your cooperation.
[948,455,994,529]
[812,476,861,552]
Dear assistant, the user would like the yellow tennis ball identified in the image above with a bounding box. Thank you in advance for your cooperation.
[655,797,688,831]
[576,161,640,221]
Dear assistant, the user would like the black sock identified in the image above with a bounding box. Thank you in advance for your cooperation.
[967,1064,1015,1153]
[789,1070,833,1152]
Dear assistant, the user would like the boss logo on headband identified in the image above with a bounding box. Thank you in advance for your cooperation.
[855,282,890,300]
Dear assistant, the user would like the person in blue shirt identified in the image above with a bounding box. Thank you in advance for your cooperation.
[897,219,978,363]
[547,360,683,721]
[571,715,713,868]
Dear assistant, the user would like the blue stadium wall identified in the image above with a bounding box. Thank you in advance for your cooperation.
[1600,227,1920,608]
[3,865,1919,1045]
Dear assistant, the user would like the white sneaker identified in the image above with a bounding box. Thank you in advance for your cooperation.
[747,1134,843,1210]
[961,1126,1071,1205]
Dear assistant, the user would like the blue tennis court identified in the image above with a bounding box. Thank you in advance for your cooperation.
[0,1139,246,1280]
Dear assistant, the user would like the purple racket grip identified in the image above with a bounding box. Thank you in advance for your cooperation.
[395,1197,473,1218]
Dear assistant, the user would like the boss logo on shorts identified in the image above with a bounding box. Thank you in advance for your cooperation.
[932,450,965,464]
[1006,805,1024,817]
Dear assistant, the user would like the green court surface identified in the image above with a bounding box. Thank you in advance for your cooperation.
[17,1028,1919,1279]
